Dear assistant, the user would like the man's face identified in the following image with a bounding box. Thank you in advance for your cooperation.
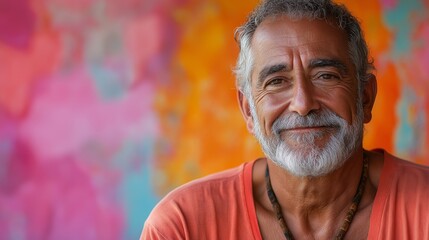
[245,16,366,176]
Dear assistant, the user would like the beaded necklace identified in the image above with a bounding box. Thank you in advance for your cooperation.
[264,156,369,240]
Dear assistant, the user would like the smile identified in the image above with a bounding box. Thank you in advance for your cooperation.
[276,126,339,138]
[279,125,337,132]
[287,126,335,131]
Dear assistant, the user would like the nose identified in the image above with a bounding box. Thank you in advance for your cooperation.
[288,76,320,116]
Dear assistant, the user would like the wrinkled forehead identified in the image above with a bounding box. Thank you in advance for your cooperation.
[253,15,348,50]
[251,16,352,68]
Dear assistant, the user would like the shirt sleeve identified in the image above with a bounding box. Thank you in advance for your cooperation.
[140,222,169,240]
[140,201,188,240]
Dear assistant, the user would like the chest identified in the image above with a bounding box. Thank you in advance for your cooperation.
[254,203,372,240]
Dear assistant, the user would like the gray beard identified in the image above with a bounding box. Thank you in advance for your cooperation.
[249,98,364,177]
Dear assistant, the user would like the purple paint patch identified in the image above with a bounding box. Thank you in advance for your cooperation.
[0,0,36,49]
[379,0,398,10]
[412,23,429,92]
[124,14,164,81]
[0,108,24,192]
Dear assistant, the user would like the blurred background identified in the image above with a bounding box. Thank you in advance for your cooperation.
[0,0,428,239]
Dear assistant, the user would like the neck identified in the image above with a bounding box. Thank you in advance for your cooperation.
[266,150,366,237]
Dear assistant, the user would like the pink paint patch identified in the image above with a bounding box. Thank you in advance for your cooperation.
[379,0,398,10]
[0,0,35,48]
[45,0,94,10]
[124,14,164,80]
[18,67,158,161]
[0,153,124,240]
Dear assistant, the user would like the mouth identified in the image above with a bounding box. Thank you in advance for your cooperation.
[288,125,334,131]
[277,125,338,135]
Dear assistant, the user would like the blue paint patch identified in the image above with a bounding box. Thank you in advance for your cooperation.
[394,86,417,154]
[413,96,426,155]
[384,0,427,157]
[120,138,161,239]
[88,64,128,100]
[123,165,160,239]
[382,0,424,58]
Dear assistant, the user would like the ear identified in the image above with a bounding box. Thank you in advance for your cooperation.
[361,74,377,123]
[237,90,255,133]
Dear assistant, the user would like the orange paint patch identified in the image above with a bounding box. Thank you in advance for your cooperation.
[153,0,260,194]
[364,63,400,152]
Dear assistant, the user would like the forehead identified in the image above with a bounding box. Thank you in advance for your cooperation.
[251,16,352,72]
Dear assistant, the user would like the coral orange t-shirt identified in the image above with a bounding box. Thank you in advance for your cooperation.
[367,150,429,239]
[141,150,429,239]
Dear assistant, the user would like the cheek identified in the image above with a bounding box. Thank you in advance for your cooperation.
[317,80,360,112]
[255,92,291,132]
[321,91,359,124]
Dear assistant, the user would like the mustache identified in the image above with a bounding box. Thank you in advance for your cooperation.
[272,109,345,135]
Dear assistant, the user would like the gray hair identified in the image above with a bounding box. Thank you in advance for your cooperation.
[234,0,374,97]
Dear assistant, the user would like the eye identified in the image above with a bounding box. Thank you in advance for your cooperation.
[264,77,292,89]
[312,72,343,85]
[317,73,340,80]
[266,78,284,86]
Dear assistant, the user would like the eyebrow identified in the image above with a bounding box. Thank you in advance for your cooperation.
[308,58,349,74]
[257,64,290,87]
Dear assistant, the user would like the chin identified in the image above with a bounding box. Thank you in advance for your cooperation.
[271,144,350,177]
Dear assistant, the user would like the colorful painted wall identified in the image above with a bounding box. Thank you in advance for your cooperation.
[1,0,428,239]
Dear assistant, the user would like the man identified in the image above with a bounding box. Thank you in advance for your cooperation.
[142,0,429,239]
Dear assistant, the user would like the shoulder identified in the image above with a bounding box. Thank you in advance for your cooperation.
[163,161,250,202]
[142,161,256,239]
[376,149,429,202]
[383,150,429,183]
[151,162,248,214]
